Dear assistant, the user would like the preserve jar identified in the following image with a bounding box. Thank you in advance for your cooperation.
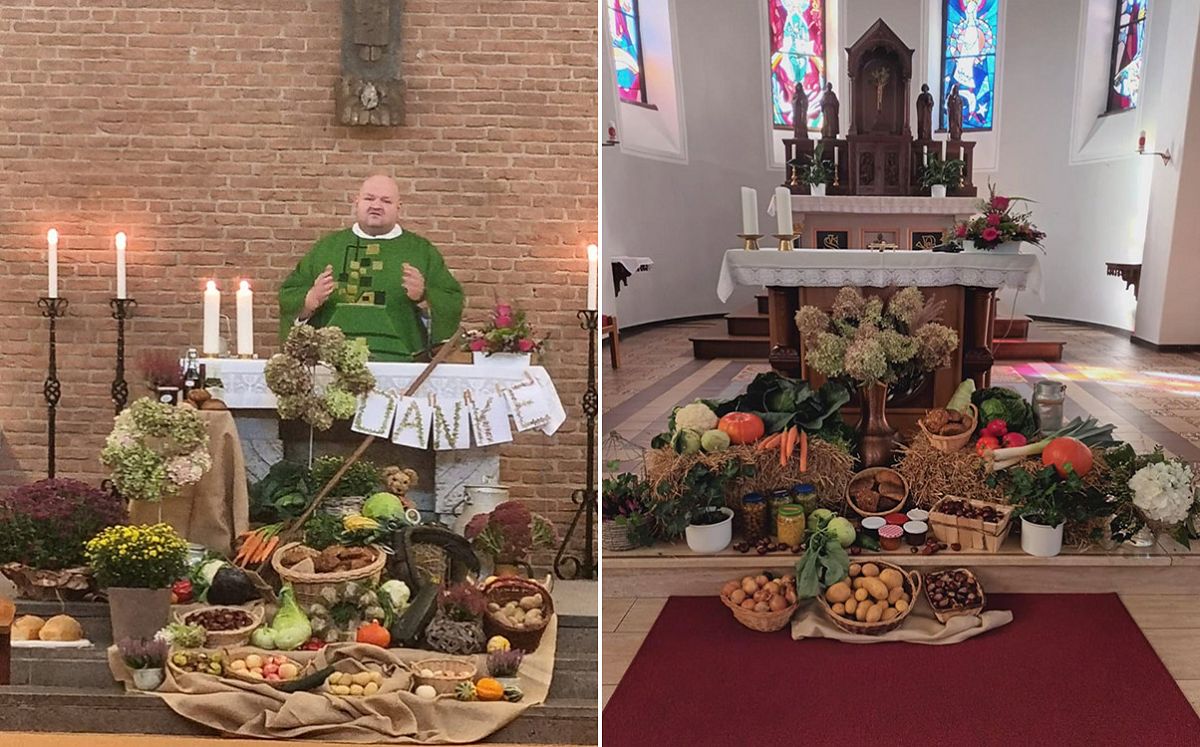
[860,516,886,538]
[767,489,792,540]
[775,504,806,547]
[878,524,903,551]
[903,520,929,546]
[790,483,817,515]
[741,493,767,544]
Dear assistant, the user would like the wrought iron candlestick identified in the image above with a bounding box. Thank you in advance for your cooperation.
[110,298,136,413]
[554,309,598,580]
[38,297,68,478]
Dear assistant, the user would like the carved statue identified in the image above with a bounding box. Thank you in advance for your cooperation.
[916,83,934,141]
[820,83,840,139]
[791,83,809,140]
[947,83,963,141]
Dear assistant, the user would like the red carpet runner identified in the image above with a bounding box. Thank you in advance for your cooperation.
[604,593,1200,746]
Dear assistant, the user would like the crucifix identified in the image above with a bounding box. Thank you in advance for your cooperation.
[869,66,890,111]
[337,0,406,126]
[866,232,899,252]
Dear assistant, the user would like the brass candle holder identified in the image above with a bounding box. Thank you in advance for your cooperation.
[737,233,762,251]
[773,233,796,252]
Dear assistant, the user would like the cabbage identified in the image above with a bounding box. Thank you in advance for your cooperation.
[380,580,411,613]
[700,429,731,453]
[259,584,311,651]
[251,626,277,649]
[363,492,405,520]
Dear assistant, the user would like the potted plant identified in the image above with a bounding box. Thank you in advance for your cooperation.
[919,154,964,199]
[309,454,382,517]
[685,505,734,555]
[953,183,1047,253]
[795,287,959,466]
[86,523,189,642]
[487,648,525,689]
[650,460,748,554]
[0,479,127,599]
[465,501,557,576]
[118,637,169,691]
[424,582,487,655]
[792,142,833,196]
[601,473,656,551]
[1006,467,1069,557]
[463,303,543,368]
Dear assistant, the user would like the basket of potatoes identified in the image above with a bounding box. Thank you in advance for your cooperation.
[817,560,921,636]
[482,577,554,653]
[719,573,798,632]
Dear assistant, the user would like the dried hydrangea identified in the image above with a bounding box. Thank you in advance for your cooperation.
[915,323,959,370]
[334,338,371,371]
[876,328,918,364]
[861,296,884,328]
[284,324,322,366]
[101,399,210,503]
[305,399,335,432]
[831,287,866,321]
[843,336,889,384]
[324,388,358,420]
[315,326,347,363]
[335,366,376,396]
[276,395,306,422]
[808,332,848,378]
[794,306,830,346]
[888,286,925,328]
[264,354,312,397]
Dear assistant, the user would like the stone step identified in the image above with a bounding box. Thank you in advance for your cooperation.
[993,316,1031,340]
[690,334,769,359]
[0,686,597,743]
[993,338,1065,361]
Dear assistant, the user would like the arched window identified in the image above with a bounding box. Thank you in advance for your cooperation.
[607,0,648,104]
[940,0,999,131]
[1107,1,1147,112]
[769,0,826,131]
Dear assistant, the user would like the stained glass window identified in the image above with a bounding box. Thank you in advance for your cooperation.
[607,0,647,104]
[769,0,826,131]
[940,0,999,131]
[1107,0,1147,112]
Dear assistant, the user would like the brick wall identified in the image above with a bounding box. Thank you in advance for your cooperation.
[0,1,597,546]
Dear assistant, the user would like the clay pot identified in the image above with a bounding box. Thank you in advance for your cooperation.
[107,587,171,643]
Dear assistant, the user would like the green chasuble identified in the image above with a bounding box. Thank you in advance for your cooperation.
[278,228,464,362]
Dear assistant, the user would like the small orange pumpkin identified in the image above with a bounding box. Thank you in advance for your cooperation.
[717,412,765,445]
[475,677,505,702]
[355,619,391,648]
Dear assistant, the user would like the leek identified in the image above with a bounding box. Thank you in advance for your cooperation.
[985,417,1118,470]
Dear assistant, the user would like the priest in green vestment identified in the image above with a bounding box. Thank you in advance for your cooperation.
[278,175,464,361]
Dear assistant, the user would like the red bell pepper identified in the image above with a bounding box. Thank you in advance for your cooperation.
[171,578,194,605]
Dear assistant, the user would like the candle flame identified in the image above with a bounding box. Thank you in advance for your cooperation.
[587,243,598,261]
[239,280,251,291]
[115,231,126,251]
[47,228,58,245]
[206,280,217,291]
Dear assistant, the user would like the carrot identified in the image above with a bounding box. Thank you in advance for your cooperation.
[255,535,280,565]
[799,429,809,473]
[236,531,261,567]
[758,433,782,450]
[780,426,792,466]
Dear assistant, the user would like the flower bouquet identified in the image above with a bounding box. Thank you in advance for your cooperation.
[462,303,543,362]
[953,184,1046,252]
[265,325,376,431]
[101,398,211,503]
[601,472,655,551]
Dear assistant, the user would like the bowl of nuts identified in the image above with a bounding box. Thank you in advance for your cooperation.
[177,605,263,647]
[923,568,986,623]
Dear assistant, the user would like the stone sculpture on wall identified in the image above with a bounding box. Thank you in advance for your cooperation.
[337,0,406,126]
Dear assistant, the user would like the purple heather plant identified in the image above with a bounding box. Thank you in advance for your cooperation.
[439,582,488,622]
[0,479,127,570]
[487,648,525,677]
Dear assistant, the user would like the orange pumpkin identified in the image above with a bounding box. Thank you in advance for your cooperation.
[475,677,505,702]
[1042,437,1093,478]
[355,619,391,648]
[717,413,765,445]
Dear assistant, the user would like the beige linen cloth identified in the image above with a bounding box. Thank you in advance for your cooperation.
[129,409,250,556]
[791,596,1012,644]
[108,618,556,744]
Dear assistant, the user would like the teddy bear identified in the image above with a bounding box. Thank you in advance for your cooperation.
[382,466,419,508]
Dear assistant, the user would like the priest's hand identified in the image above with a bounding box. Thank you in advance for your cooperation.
[402,262,425,302]
[302,265,336,319]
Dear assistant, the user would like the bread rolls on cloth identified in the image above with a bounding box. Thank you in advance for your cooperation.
[11,613,92,648]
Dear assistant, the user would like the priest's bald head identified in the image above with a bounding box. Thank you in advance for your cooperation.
[355,174,401,236]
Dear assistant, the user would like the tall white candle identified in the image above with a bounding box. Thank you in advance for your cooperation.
[586,243,598,310]
[203,280,221,355]
[740,187,759,235]
[114,232,127,299]
[236,280,254,357]
[47,228,58,298]
[774,187,793,235]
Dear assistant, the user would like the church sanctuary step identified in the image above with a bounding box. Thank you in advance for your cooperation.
[690,333,770,359]
[725,307,769,337]
[994,316,1031,340]
[756,293,769,315]
[994,338,1065,362]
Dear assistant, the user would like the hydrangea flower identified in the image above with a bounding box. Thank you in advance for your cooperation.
[1130,461,1195,525]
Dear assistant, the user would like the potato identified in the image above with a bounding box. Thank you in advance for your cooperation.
[352,671,374,686]
[824,582,852,604]
[848,563,862,578]
[364,682,380,695]
[832,602,846,616]
[882,607,899,621]
[526,609,544,626]
[245,654,263,669]
[854,588,869,603]
[844,598,858,616]
[350,684,364,696]
[862,577,889,601]
[730,589,747,604]
[488,602,501,613]
[333,684,351,695]
[899,592,910,604]
[879,569,904,590]
[865,602,884,623]
[855,600,870,621]
[279,663,299,679]
[862,563,880,577]
[852,577,866,590]
[519,595,542,611]
[371,671,384,684]
[895,599,909,613]
[887,586,905,604]
[754,602,770,613]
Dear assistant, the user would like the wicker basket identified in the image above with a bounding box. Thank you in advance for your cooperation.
[271,542,387,607]
[220,651,314,689]
[175,605,264,648]
[321,495,365,518]
[817,559,921,636]
[929,495,1014,552]
[720,593,797,632]
[481,577,554,653]
[918,403,979,453]
[923,568,986,624]
[602,520,636,552]
[411,657,477,695]
[845,467,910,518]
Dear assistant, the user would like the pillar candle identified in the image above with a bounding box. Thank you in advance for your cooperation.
[236,280,254,357]
[46,228,58,299]
[586,243,598,310]
[1138,131,1146,152]
[114,232,127,299]
[740,187,759,235]
[203,281,220,355]
[774,187,793,235]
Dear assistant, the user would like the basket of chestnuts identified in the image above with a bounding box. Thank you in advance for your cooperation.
[923,568,986,624]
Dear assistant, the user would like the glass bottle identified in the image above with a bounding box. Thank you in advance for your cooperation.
[182,348,201,397]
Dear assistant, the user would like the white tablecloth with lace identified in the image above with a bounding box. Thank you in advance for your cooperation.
[717,249,1042,302]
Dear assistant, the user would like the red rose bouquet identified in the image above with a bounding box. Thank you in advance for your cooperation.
[953,183,1046,250]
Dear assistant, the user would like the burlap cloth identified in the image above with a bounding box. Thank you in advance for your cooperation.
[129,409,250,556]
[107,617,556,743]
[791,596,1012,644]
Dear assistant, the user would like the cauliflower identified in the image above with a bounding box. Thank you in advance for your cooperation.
[674,402,718,433]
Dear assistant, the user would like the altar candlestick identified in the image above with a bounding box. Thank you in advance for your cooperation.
[1138,131,1146,153]
[47,229,59,299]
[203,281,220,355]
[586,244,598,310]
[774,187,793,235]
[115,232,127,299]
[740,187,759,236]
[236,280,254,357]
